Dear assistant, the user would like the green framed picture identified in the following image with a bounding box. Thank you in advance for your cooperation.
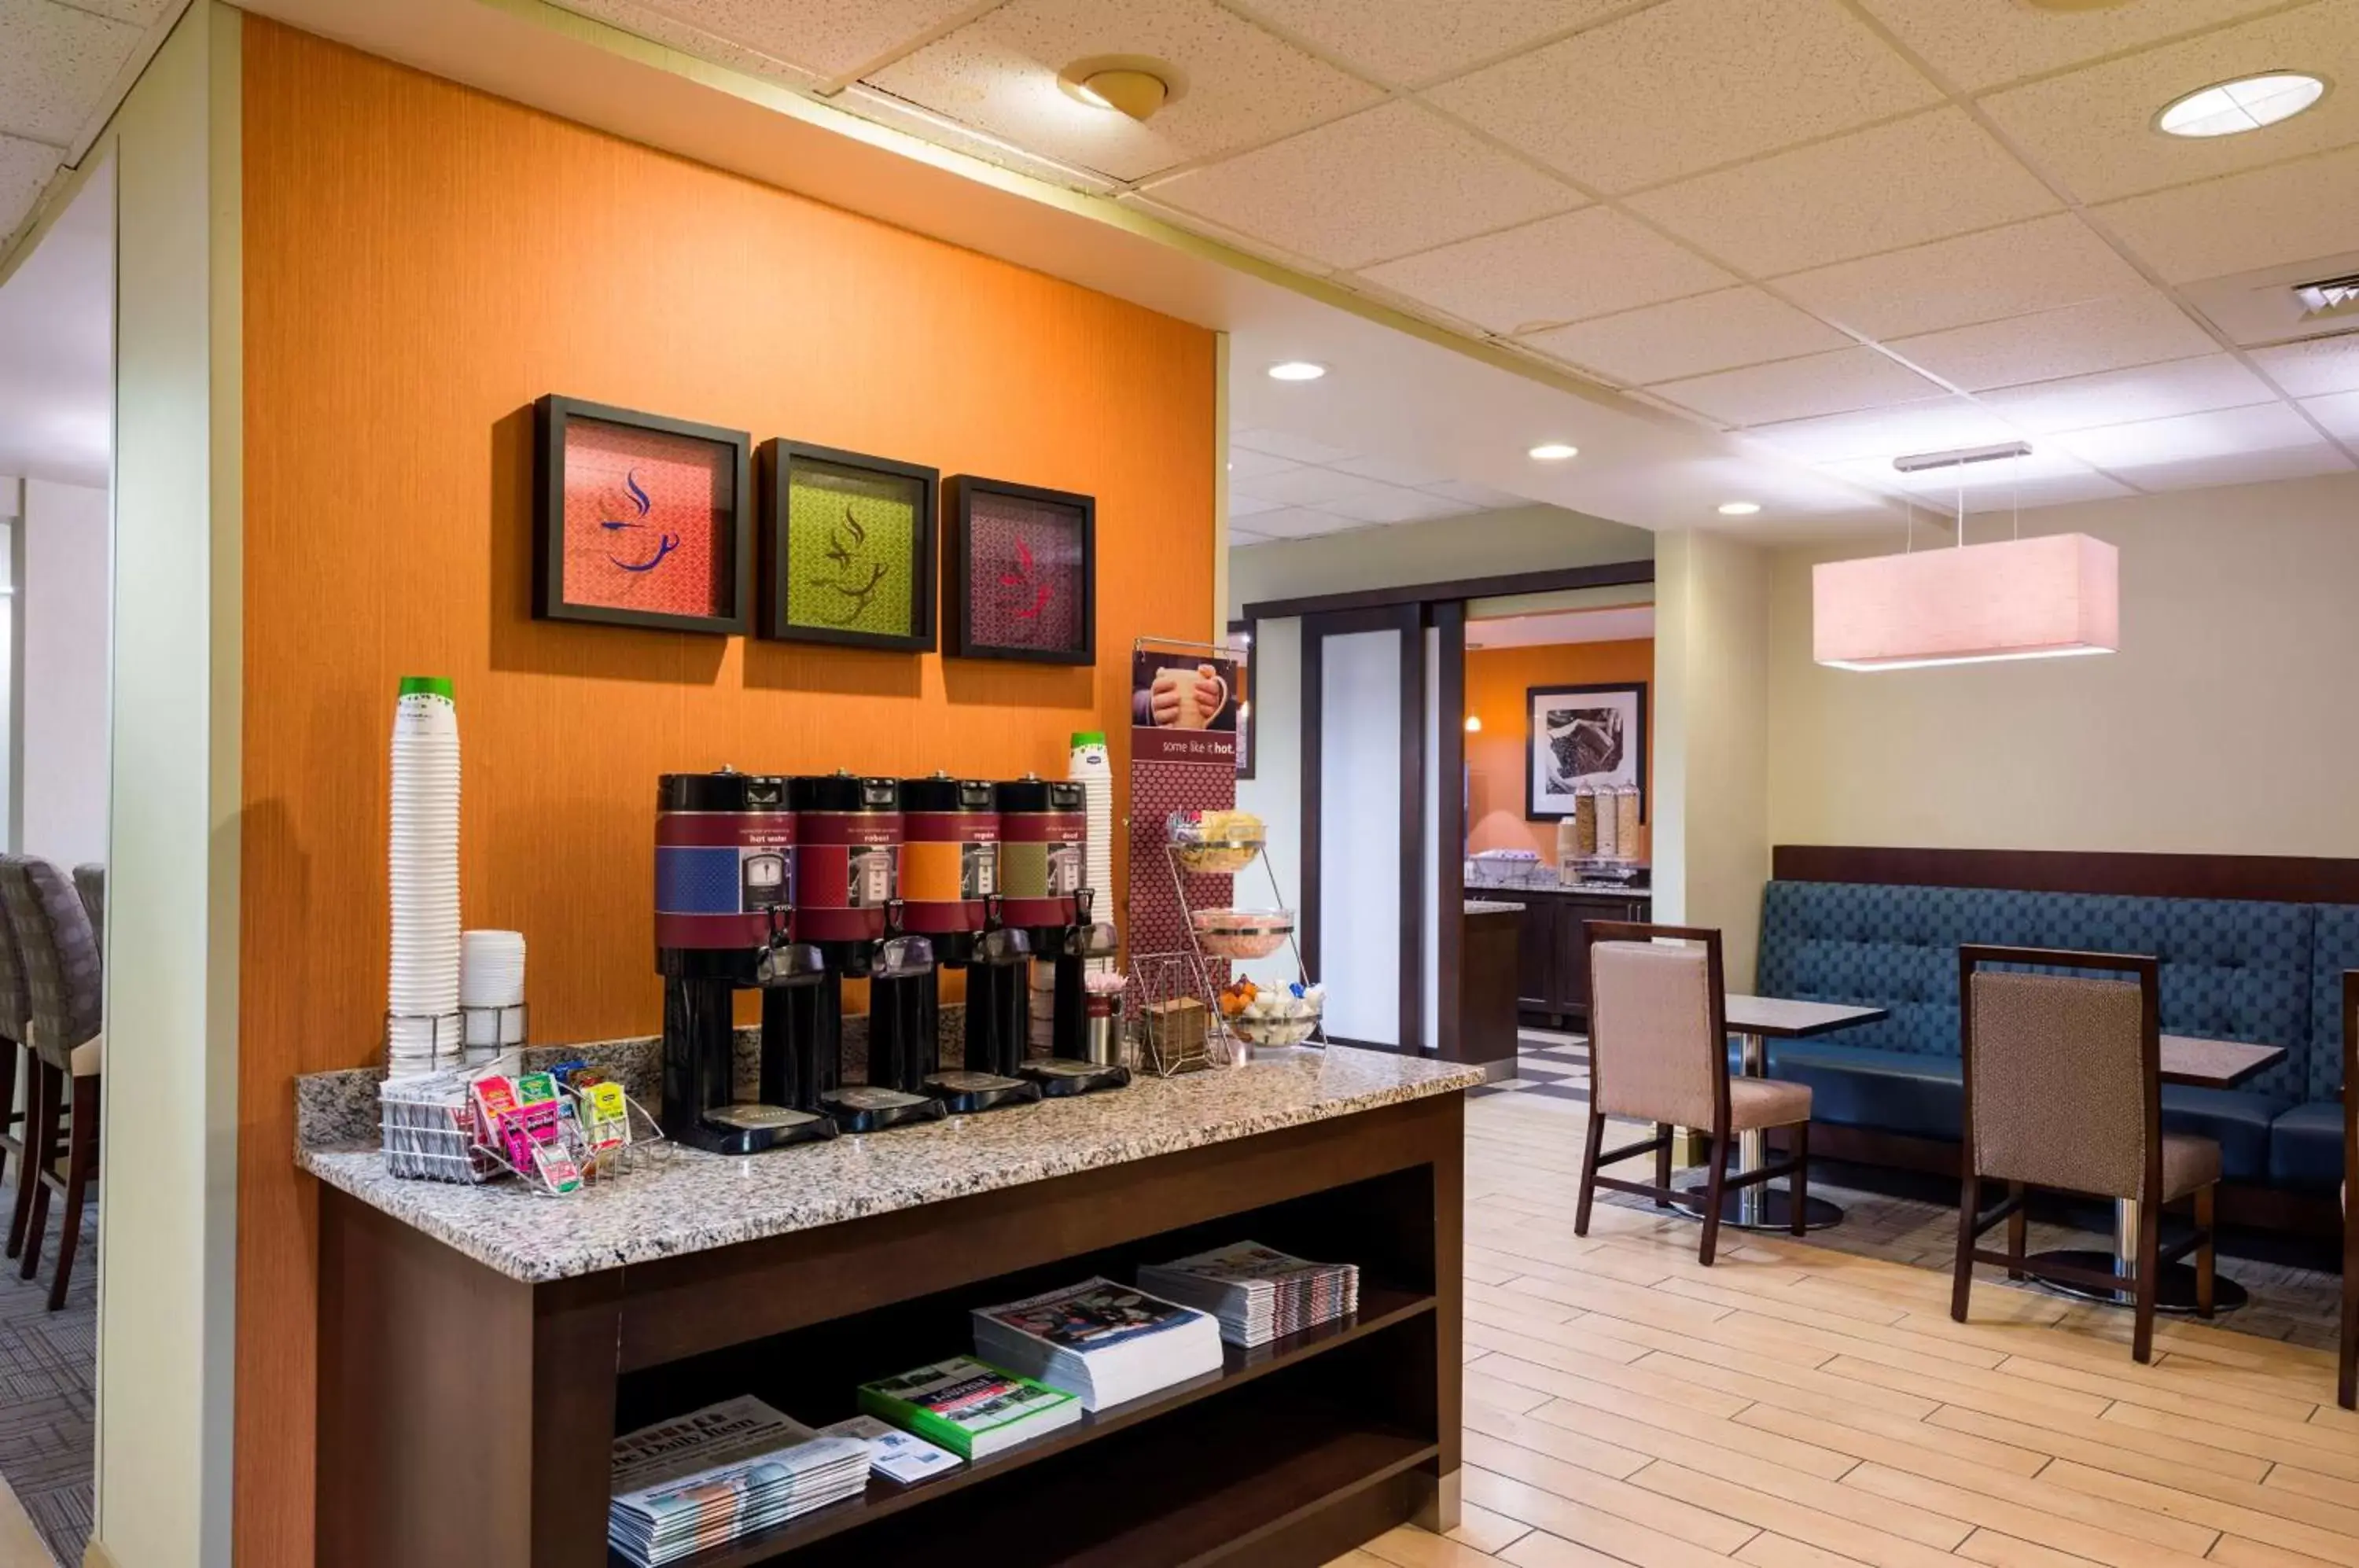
[757,440,937,651]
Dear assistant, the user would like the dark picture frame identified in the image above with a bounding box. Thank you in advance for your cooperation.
[1227,619,1256,779]
[756,440,938,652]
[1525,681,1647,822]
[944,474,1096,665]
[532,394,753,635]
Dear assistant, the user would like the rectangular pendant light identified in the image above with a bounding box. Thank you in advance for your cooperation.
[1813,534,2119,672]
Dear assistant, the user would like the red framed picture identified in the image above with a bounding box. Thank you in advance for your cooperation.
[945,475,1095,666]
[533,396,752,635]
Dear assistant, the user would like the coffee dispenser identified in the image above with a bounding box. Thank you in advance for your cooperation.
[902,775,1040,1115]
[791,773,945,1134]
[654,769,837,1154]
[999,777,1130,1098]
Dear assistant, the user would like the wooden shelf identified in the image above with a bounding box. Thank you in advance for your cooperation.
[627,1286,1435,1567]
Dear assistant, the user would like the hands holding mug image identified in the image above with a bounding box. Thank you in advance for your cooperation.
[1134,661,1234,731]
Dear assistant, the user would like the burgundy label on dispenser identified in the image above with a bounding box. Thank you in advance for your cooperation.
[796,815,901,944]
[654,812,796,948]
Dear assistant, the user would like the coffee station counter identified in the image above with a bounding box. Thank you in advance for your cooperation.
[299,1047,1478,1283]
[304,1046,1477,1568]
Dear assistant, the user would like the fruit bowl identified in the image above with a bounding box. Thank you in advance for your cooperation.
[1172,838,1262,874]
[1191,908,1295,959]
[1229,999,1322,1047]
[1168,810,1267,874]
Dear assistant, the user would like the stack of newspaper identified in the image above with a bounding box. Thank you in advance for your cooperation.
[609,1396,870,1565]
[1137,1242,1361,1348]
[970,1277,1224,1411]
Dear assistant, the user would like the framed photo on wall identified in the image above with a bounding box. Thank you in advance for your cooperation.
[945,475,1095,665]
[533,395,752,635]
[757,440,937,652]
[1526,682,1647,821]
[1227,620,1255,779]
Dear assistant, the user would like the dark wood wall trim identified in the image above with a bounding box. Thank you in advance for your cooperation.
[1435,603,1466,1061]
[1773,845,2359,905]
[1242,559,1654,623]
[1302,626,1324,977]
[1397,604,1426,1053]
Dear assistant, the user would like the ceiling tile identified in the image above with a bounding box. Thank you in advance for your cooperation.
[1630,109,2059,278]
[73,0,171,20]
[1228,527,1275,544]
[2302,391,2359,440]
[1827,447,2126,515]
[1246,506,1364,539]
[1980,1,2359,205]
[1116,190,1336,273]
[1857,0,2291,94]
[1144,101,1579,270]
[1424,0,1941,193]
[1776,213,2146,340]
[2111,441,2355,491]
[1228,492,1286,517]
[864,0,1383,182]
[0,0,140,146]
[1739,396,2020,463]
[2055,401,2330,469]
[1327,452,1456,487]
[551,0,823,85]
[1238,466,1403,507]
[0,134,59,237]
[1356,207,1734,334]
[1977,354,2277,436]
[1231,0,1636,87]
[2097,143,2359,282]
[1421,479,1533,507]
[834,83,1126,192]
[1230,427,1355,463]
[1651,347,1946,427]
[1522,287,1849,384]
[1224,447,1301,481]
[1887,292,2216,392]
[1322,488,1474,525]
[2251,334,2359,397]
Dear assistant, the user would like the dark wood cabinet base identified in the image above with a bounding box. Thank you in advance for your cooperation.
[317,1093,1465,1567]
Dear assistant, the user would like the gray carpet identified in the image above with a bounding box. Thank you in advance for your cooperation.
[0,1172,93,1568]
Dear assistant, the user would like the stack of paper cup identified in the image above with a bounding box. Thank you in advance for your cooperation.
[387,677,462,1077]
[1068,732,1116,974]
[460,929,527,1063]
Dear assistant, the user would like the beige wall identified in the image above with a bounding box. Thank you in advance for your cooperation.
[1229,502,1653,615]
[1655,531,1771,989]
[1768,471,2359,858]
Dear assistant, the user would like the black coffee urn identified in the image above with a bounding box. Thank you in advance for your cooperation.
[902,774,1040,1114]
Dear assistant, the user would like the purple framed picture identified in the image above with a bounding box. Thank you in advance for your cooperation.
[945,475,1095,666]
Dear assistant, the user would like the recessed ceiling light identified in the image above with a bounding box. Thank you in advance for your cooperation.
[1268,361,1327,381]
[1528,443,1579,461]
[2156,72,2328,138]
[1717,501,1762,516]
[1057,55,1184,122]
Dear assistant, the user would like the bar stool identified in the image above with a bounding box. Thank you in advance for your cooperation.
[1575,922,1812,1267]
[1953,945,2218,1364]
[2,856,103,1310]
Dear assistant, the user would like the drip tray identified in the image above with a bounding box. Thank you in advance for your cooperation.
[818,1086,948,1135]
[922,1070,1043,1116]
[1019,1060,1132,1098]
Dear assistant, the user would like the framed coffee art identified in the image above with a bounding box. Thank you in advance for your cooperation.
[1526,681,1647,822]
[758,440,938,652]
[533,395,753,635]
[945,474,1095,665]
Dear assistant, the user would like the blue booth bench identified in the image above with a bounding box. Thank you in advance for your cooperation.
[1751,856,2359,1228]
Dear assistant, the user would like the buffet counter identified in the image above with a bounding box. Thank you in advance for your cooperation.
[300,1046,1478,1567]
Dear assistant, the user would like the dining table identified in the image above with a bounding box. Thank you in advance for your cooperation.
[2022,1032,2288,1315]
[1671,993,1890,1232]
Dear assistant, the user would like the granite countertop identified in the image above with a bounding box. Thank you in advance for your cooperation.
[1465,881,1653,900]
[1464,900,1526,915]
[299,1047,1483,1284]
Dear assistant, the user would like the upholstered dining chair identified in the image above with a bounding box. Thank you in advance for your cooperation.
[0,880,29,1264]
[72,863,103,959]
[1575,922,1812,1266]
[1952,945,2217,1364]
[2339,970,2357,1409]
[1,856,103,1311]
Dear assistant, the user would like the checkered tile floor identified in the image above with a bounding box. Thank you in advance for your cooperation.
[1468,1029,1591,1104]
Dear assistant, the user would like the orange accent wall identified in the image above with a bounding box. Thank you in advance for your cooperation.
[1463,639,1654,862]
[234,22,1215,1563]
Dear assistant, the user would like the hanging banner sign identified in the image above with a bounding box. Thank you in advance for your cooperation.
[1130,647,1239,764]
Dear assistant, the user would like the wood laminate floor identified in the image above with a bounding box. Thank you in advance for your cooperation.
[1333,1089,2359,1568]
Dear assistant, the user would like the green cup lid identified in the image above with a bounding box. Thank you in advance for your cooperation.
[399,676,455,700]
[1071,731,1107,746]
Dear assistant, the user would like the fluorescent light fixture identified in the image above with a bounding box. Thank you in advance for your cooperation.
[1267,361,1327,381]
[2157,72,2327,138]
[1527,442,1579,461]
[1717,501,1761,516]
[1813,534,2119,672]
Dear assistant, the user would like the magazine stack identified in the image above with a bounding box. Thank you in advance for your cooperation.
[609,1397,871,1566]
[857,1357,1082,1460]
[1137,1242,1361,1348]
[970,1277,1224,1410]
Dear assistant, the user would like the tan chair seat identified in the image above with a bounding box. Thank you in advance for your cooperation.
[1728,1077,1812,1132]
[69,1032,100,1078]
[2161,1132,2220,1202]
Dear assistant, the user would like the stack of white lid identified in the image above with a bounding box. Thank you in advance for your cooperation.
[1068,732,1115,973]
[387,678,462,1077]
[460,929,527,1063]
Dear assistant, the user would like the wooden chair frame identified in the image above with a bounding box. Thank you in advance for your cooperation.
[1953,944,2212,1364]
[1573,922,1809,1266]
[2339,970,2357,1409]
